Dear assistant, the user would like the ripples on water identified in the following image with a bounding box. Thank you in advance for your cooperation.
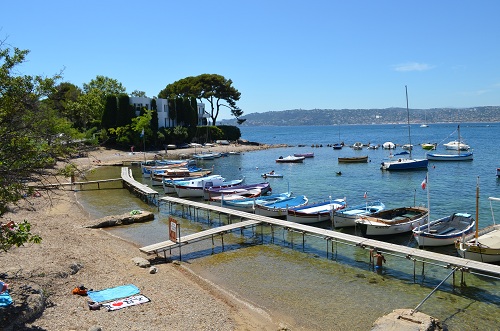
[78,123,500,330]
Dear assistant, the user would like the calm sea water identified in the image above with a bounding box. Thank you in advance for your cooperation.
[77,123,500,330]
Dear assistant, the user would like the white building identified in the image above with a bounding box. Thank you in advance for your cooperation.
[129,97,208,128]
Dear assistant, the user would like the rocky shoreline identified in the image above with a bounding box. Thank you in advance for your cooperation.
[0,143,285,331]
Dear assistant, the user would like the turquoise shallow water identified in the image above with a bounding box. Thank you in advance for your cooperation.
[77,123,500,330]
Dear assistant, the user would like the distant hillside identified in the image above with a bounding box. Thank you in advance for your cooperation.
[220,106,500,126]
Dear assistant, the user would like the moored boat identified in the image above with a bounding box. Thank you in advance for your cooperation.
[421,143,437,150]
[412,213,475,246]
[456,196,500,263]
[203,182,271,200]
[380,86,428,171]
[426,151,473,161]
[338,156,368,163]
[254,195,309,218]
[286,198,346,224]
[276,155,305,163]
[219,192,292,212]
[333,200,386,228]
[443,140,470,151]
[261,171,284,178]
[355,206,429,236]
[294,152,314,158]
[173,175,244,198]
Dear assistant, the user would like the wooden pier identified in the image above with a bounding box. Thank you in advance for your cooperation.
[144,196,500,278]
[121,167,159,205]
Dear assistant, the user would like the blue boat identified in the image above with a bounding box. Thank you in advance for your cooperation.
[219,192,292,212]
[287,198,346,224]
[254,195,309,218]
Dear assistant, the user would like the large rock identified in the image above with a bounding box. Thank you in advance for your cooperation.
[85,211,154,228]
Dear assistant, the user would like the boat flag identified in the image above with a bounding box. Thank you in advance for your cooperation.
[421,175,427,190]
[363,192,367,199]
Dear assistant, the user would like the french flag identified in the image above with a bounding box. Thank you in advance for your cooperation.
[421,175,427,190]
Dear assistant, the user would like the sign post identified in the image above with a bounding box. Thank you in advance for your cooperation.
[169,217,181,260]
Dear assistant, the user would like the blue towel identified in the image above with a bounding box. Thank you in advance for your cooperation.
[87,284,140,303]
[0,291,13,307]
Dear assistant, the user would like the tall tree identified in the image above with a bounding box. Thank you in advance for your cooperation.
[82,75,126,128]
[159,74,242,126]
[0,43,77,210]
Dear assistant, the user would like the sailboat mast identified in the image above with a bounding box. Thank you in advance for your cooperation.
[406,85,412,159]
[475,176,479,242]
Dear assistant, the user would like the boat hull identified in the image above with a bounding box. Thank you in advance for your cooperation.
[412,213,475,246]
[254,196,308,218]
[338,156,368,163]
[455,225,500,263]
[287,199,345,224]
[380,158,428,171]
[356,207,428,236]
[426,152,473,161]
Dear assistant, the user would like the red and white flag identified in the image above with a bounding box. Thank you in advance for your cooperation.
[421,175,427,190]
[363,191,367,199]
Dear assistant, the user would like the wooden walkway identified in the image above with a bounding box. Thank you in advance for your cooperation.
[148,196,500,276]
[140,219,261,254]
[121,167,159,205]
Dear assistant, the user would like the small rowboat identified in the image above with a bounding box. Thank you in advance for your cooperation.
[293,152,314,158]
[261,172,283,178]
[338,156,368,163]
[276,155,305,163]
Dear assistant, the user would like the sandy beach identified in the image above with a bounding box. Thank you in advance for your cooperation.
[0,143,287,331]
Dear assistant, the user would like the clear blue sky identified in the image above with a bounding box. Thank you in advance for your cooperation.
[2,1,499,119]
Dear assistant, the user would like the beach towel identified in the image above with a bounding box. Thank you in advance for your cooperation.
[87,284,140,303]
[101,294,150,311]
[0,291,13,307]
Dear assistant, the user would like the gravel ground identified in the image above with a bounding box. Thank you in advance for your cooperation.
[0,144,285,331]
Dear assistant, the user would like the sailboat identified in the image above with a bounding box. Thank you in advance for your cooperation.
[426,125,473,161]
[380,86,428,171]
[420,109,429,127]
[412,173,475,246]
[456,182,500,263]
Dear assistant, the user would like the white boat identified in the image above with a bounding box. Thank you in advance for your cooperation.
[261,171,283,178]
[203,182,271,200]
[443,141,470,151]
[402,144,413,150]
[254,195,309,218]
[192,152,217,160]
[413,213,475,246]
[333,200,386,228]
[427,125,473,161]
[456,196,500,263]
[382,142,395,149]
[162,174,212,194]
[286,198,346,224]
[219,192,292,212]
[355,206,429,236]
[174,175,244,198]
[380,87,428,171]
[275,155,305,163]
[352,142,363,150]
